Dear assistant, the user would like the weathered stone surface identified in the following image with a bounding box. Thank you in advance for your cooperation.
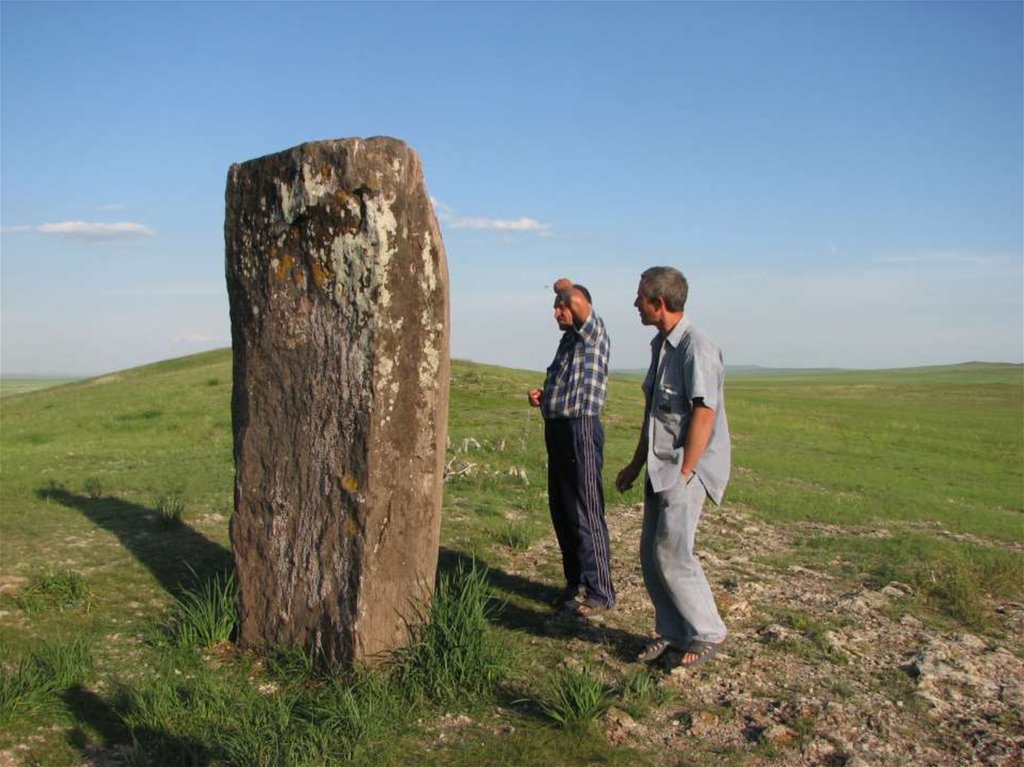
[225,137,449,668]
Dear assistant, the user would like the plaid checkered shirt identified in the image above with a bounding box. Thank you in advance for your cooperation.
[541,311,610,419]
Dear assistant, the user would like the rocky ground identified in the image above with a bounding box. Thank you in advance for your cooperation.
[512,501,1024,767]
[4,501,1020,766]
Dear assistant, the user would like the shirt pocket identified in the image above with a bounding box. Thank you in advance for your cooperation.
[655,385,688,440]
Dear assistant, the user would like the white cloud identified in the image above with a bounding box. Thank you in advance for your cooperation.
[431,198,551,236]
[2,220,154,242]
[448,215,551,233]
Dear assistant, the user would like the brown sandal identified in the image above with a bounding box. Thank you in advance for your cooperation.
[637,638,673,663]
[671,639,722,669]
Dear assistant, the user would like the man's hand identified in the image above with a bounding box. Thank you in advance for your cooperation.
[553,277,573,293]
[527,387,542,408]
[615,462,641,492]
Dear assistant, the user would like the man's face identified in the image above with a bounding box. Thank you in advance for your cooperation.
[553,300,573,330]
[634,282,660,326]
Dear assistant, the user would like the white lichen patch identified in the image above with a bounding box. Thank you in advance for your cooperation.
[329,193,398,311]
[278,180,302,224]
[276,160,339,226]
[419,345,440,390]
[375,353,401,416]
[377,355,394,385]
[301,161,336,201]
[420,230,437,293]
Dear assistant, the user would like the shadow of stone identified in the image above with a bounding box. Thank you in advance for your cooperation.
[63,685,211,767]
[36,486,232,597]
[438,547,647,662]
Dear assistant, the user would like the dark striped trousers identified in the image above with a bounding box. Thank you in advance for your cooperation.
[544,416,615,607]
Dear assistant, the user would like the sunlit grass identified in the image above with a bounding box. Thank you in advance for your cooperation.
[13,570,92,615]
[0,350,1020,764]
[395,560,509,703]
[529,662,615,730]
[0,638,94,726]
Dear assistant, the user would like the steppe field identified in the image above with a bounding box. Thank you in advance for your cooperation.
[1,350,1021,767]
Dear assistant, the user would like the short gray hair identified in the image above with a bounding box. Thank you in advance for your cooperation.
[640,267,688,312]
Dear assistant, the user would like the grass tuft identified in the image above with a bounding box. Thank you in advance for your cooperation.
[14,569,91,614]
[532,662,615,730]
[621,666,670,710]
[115,659,406,766]
[218,690,315,767]
[395,560,508,703]
[83,476,103,498]
[163,570,238,648]
[155,492,186,529]
[0,637,94,725]
[494,521,535,552]
[264,645,319,684]
[310,673,405,761]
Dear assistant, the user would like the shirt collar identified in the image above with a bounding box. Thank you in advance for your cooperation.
[661,315,690,349]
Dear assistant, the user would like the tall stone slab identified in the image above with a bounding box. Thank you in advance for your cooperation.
[225,137,449,669]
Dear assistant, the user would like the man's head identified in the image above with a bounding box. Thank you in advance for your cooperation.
[571,284,593,304]
[553,295,574,329]
[635,266,688,326]
[553,284,592,330]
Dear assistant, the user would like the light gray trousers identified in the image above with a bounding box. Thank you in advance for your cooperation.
[641,475,727,646]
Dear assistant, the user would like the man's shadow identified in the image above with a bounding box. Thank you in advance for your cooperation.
[438,547,647,663]
[63,685,211,767]
[36,485,232,596]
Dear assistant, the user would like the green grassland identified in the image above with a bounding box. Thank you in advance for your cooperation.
[1,351,1021,765]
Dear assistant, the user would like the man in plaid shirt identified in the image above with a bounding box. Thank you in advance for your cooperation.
[528,278,615,617]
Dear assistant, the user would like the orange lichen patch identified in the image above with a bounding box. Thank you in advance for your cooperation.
[274,254,296,280]
[320,165,331,180]
[292,269,306,289]
[334,189,352,206]
[341,475,359,493]
[310,262,329,288]
[345,517,359,537]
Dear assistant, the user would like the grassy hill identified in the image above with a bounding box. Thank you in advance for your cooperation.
[1,351,1021,766]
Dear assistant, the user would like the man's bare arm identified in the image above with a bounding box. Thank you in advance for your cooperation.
[681,400,715,478]
[556,286,592,327]
[615,409,649,492]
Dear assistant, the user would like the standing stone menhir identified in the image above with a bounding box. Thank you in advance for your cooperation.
[225,137,450,669]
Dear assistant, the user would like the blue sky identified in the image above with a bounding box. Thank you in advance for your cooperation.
[2,1,1021,375]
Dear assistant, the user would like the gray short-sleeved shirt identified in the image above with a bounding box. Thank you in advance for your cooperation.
[642,316,731,503]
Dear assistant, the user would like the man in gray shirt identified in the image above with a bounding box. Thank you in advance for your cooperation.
[615,266,730,669]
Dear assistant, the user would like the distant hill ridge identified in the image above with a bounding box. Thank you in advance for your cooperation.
[2,350,1021,386]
